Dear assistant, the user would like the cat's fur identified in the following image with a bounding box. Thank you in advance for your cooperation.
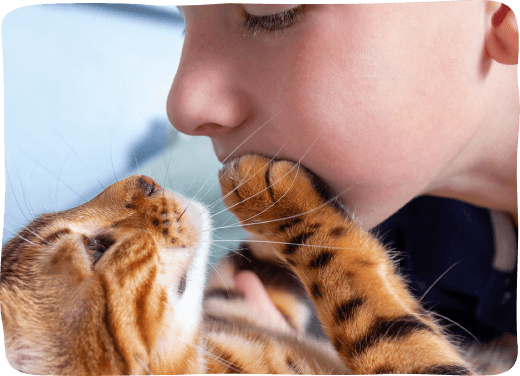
[0,155,515,374]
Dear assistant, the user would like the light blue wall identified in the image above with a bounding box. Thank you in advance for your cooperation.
[2,4,245,262]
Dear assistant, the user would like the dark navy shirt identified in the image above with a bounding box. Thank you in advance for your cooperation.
[373,196,517,343]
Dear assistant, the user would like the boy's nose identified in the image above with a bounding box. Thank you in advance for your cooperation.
[167,70,251,136]
[166,24,252,138]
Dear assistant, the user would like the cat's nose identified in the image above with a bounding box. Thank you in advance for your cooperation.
[139,175,161,196]
[141,175,159,188]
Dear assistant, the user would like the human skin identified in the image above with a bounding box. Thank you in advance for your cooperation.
[167,2,519,230]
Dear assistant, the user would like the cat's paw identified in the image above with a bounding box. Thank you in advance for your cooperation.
[219,154,348,235]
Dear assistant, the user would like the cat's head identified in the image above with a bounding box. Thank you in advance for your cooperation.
[1,175,211,375]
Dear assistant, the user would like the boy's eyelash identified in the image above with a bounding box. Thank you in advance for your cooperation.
[243,5,306,36]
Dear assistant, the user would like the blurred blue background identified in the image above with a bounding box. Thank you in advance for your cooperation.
[2,4,245,263]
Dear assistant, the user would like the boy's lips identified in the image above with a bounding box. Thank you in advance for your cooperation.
[211,140,229,163]
[216,152,228,164]
[213,143,245,164]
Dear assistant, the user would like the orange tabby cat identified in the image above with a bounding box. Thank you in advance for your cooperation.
[0,155,512,374]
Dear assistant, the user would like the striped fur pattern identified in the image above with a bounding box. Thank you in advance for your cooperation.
[1,175,211,374]
[1,155,513,374]
[212,155,475,374]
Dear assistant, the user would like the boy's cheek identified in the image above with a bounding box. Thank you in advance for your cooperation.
[197,3,485,191]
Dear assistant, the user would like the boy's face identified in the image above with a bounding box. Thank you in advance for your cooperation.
[167,2,494,229]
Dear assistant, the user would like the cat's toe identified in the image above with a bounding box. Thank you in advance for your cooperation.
[219,155,333,233]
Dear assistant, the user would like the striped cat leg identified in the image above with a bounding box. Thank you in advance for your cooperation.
[220,155,474,375]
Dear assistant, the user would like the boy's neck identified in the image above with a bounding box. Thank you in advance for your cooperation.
[427,62,518,216]
[427,134,518,217]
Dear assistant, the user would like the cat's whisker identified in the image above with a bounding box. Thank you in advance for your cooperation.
[24,156,58,214]
[55,149,73,209]
[187,140,290,227]
[5,213,47,244]
[208,185,353,231]
[184,170,215,204]
[133,151,141,175]
[47,184,58,213]
[22,228,47,244]
[210,233,242,248]
[4,225,38,246]
[213,213,238,229]
[135,355,154,375]
[419,259,464,302]
[11,156,40,221]
[173,335,244,373]
[6,161,31,222]
[52,125,105,190]
[189,162,254,223]
[29,158,41,181]
[415,311,481,345]
[312,357,324,375]
[203,140,290,210]
[185,175,238,225]
[208,235,227,244]
[4,212,29,236]
[209,158,300,219]
[186,164,238,209]
[206,147,289,212]
[186,166,226,205]
[222,110,282,165]
[211,234,235,248]
[9,153,41,219]
[207,264,231,294]
[236,162,301,224]
[183,176,204,200]
[188,111,282,204]
[109,131,118,183]
[184,169,220,206]
[298,354,309,374]
[177,205,189,221]
[209,127,324,220]
[18,149,88,204]
[211,239,360,251]
[163,138,175,189]
[200,163,255,210]
[210,242,252,263]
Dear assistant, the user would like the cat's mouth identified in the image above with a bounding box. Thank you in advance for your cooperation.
[158,190,211,256]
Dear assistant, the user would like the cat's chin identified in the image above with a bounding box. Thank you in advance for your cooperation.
[166,191,212,333]
[149,190,211,372]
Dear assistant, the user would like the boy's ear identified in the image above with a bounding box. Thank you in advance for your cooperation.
[486,2,518,65]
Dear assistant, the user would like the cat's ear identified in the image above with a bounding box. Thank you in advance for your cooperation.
[486,2,518,65]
